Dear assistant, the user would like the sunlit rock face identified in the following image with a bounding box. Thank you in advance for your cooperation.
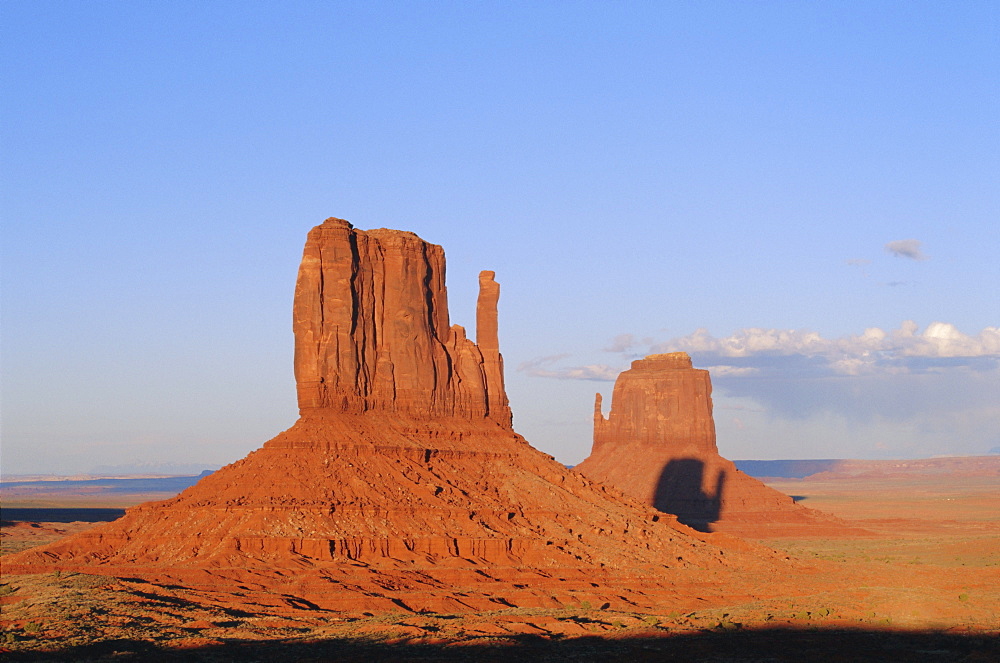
[293,218,511,427]
[5,218,783,614]
[577,353,853,537]
[591,353,717,457]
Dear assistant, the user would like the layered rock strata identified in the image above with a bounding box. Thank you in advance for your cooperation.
[576,353,854,538]
[5,219,787,614]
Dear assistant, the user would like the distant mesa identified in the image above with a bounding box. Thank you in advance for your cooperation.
[88,463,221,476]
[575,353,857,537]
[757,456,1000,480]
[733,459,842,479]
[5,217,782,614]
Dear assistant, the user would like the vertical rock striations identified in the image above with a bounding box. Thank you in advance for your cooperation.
[476,270,511,428]
[293,218,511,426]
[592,353,716,457]
[5,218,785,615]
[577,353,856,537]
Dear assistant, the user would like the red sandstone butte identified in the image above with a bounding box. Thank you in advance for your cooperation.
[292,220,511,426]
[575,353,854,538]
[5,219,786,614]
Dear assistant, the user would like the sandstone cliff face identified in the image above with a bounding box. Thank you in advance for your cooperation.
[6,219,784,614]
[577,353,855,538]
[293,218,511,426]
[592,353,716,457]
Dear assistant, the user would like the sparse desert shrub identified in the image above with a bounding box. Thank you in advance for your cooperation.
[959,593,970,602]
[715,617,741,631]
[0,584,16,597]
[23,622,41,634]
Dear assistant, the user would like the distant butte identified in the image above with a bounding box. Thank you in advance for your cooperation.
[5,218,787,614]
[575,353,858,538]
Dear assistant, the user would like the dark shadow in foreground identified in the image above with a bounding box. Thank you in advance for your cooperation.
[652,458,724,532]
[1,508,127,524]
[4,628,996,662]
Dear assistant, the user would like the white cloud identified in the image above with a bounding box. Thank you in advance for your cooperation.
[524,323,999,384]
[603,333,636,353]
[896,321,1000,357]
[704,365,760,377]
[602,333,655,353]
[885,239,929,260]
[653,322,1000,373]
[521,323,1000,458]
[659,322,1000,456]
[517,355,619,381]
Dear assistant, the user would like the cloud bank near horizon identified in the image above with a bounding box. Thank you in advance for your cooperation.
[520,322,1000,382]
[517,354,620,381]
[652,321,1000,378]
[518,322,1000,458]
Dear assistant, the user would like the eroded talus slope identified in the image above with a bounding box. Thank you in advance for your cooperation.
[576,353,858,538]
[5,218,790,613]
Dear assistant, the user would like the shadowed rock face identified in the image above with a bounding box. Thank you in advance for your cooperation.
[5,219,783,614]
[293,218,511,426]
[577,353,854,537]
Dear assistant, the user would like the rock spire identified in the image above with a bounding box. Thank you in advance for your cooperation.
[4,219,783,614]
[293,218,511,426]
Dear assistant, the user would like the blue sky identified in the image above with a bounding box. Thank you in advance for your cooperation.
[3,1,998,475]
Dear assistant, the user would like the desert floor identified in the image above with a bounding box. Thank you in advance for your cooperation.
[2,471,998,661]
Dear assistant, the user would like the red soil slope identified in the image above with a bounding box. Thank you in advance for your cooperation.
[4,218,791,614]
